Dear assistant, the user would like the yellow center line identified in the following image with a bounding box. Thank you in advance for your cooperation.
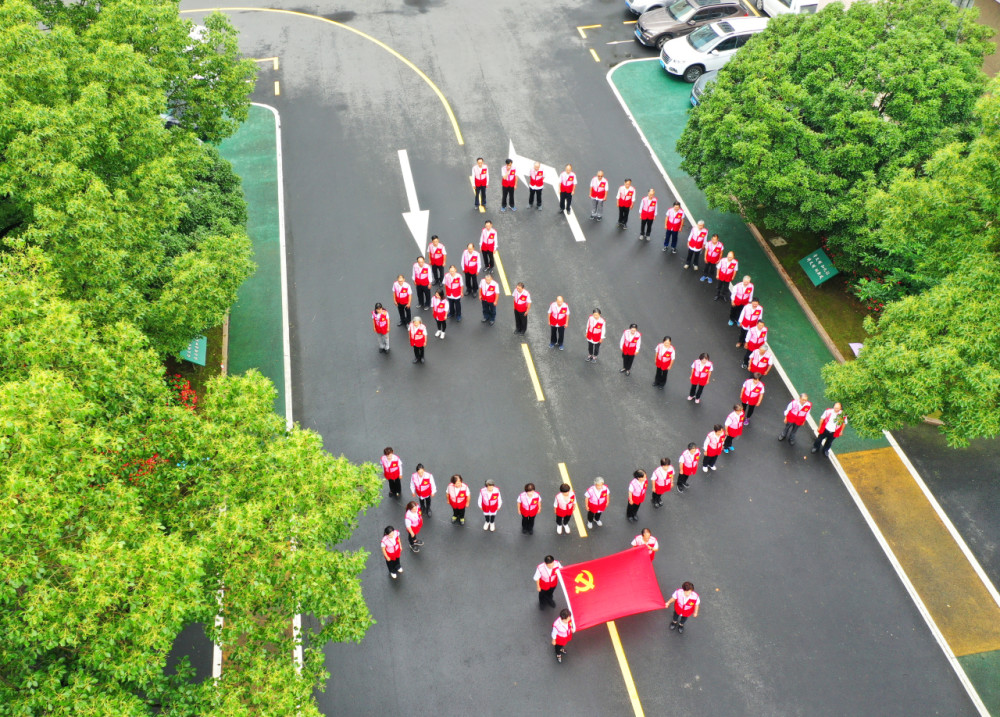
[607,621,646,717]
[589,48,601,63]
[181,7,463,145]
[494,252,511,296]
[557,463,588,537]
[577,23,602,39]
[521,344,545,402]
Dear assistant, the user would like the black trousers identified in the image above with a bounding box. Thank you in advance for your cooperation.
[387,478,401,497]
[724,435,736,449]
[677,473,690,487]
[464,272,479,295]
[588,341,601,357]
[452,506,466,519]
[779,422,800,443]
[407,532,419,547]
[431,264,444,284]
[738,327,750,345]
[622,354,636,371]
[448,297,462,318]
[652,491,665,506]
[529,188,543,207]
[539,587,557,609]
[640,218,653,236]
[521,515,536,533]
[515,309,528,334]
[704,262,717,278]
[385,557,400,575]
[482,300,496,322]
[550,326,565,346]
[396,303,411,324]
[559,191,573,212]
[730,303,745,322]
[704,454,718,469]
[482,250,495,272]
[436,319,447,332]
[686,249,700,267]
[671,612,689,625]
[626,503,640,519]
[418,496,432,513]
[502,186,515,207]
[474,185,487,206]
[689,383,705,399]
[664,229,679,248]
[716,280,730,300]
[556,515,571,527]
[813,431,838,454]
[618,205,631,225]
[586,510,604,522]
[654,367,669,386]
[741,402,757,419]
[415,284,430,308]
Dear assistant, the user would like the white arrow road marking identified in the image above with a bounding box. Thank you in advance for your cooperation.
[398,149,430,254]
[508,140,586,243]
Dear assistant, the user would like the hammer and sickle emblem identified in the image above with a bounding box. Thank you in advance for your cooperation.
[574,570,595,594]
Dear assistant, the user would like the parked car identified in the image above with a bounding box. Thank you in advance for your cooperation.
[758,0,852,16]
[689,70,719,105]
[659,16,769,82]
[626,0,669,15]
[635,0,748,48]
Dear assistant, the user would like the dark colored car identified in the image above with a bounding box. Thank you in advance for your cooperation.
[635,0,749,48]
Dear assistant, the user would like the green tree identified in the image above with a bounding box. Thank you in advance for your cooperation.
[0,252,382,715]
[677,0,991,283]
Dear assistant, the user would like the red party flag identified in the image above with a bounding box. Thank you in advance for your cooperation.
[558,546,666,631]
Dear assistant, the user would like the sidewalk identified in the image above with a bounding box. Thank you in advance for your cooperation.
[608,58,1000,715]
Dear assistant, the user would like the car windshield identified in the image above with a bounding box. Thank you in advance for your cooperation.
[667,0,696,21]
[687,24,720,50]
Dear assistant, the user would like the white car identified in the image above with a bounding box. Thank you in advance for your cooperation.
[659,16,768,82]
[626,0,669,15]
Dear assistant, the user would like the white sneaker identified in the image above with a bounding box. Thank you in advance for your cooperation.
[484,522,490,531]
[556,525,563,534]
[596,520,603,526]
[390,573,398,579]
[564,523,571,534]
[703,467,709,473]
[711,465,717,471]
[587,522,593,529]
[489,523,495,532]
[440,332,445,339]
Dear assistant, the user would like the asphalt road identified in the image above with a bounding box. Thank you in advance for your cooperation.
[180,1,979,714]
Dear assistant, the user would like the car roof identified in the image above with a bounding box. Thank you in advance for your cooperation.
[713,16,769,34]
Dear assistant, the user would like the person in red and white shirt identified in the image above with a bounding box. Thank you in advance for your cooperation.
[480,220,498,274]
[447,474,471,525]
[737,299,763,348]
[616,178,636,228]
[746,341,774,377]
[626,469,648,522]
[534,555,563,609]
[381,525,404,578]
[702,424,725,472]
[427,235,447,286]
[551,608,575,662]
[665,582,700,634]
[444,265,463,322]
[461,243,481,297]
[431,290,448,339]
[518,483,542,535]
[380,446,402,498]
[723,404,745,454]
[585,308,606,362]
[742,320,768,368]
[639,189,658,241]
[392,275,412,327]
[589,170,609,221]
[501,157,518,212]
[663,200,684,252]
[652,336,675,389]
[372,302,390,354]
[701,234,724,283]
[512,282,531,335]
[479,273,499,326]
[412,256,431,310]
[558,164,577,215]
[404,501,423,552]
[585,476,609,529]
[779,393,811,446]
[528,161,545,210]
[631,528,659,561]
[729,275,754,325]
[651,458,674,507]
[472,157,488,209]
[812,403,847,456]
[408,316,427,364]
[548,296,570,350]
[715,251,738,301]
[677,444,701,492]
[688,352,713,404]
[554,483,576,535]
[478,479,502,531]
[410,463,436,514]
[684,220,708,270]
[740,373,766,424]
[620,323,641,376]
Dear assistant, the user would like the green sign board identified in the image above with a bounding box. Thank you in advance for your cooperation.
[178,335,208,366]
[799,249,839,286]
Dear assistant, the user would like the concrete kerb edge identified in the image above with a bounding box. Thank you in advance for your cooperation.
[605,59,990,716]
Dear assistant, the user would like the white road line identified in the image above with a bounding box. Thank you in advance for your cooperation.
[606,40,634,45]
[605,58,990,717]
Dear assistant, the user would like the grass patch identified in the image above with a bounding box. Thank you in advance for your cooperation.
[165,323,225,400]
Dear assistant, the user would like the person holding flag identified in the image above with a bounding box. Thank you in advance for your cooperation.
[372,302,390,354]
[404,501,423,553]
[723,404,746,454]
[626,469,648,522]
[666,582,700,634]
[410,463,436,515]
[534,555,563,609]
[703,425,725,472]
[589,170,609,221]
[380,446,402,498]
[518,483,542,535]
[616,178,636,228]
[585,476,609,529]
[651,458,674,507]
[551,609,575,663]
[778,393,811,446]
[585,308,606,363]
[554,482,576,535]
[500,158,517,212]
[380,526,404,579]
[446,474,471,525]
[631,528,659,560]
[652,336,675,389]
[677,444,701,492]
[812,403,847,456]
[478,479,502,532]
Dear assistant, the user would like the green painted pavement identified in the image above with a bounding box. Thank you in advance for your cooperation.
[609,59,883,454]
[960,651,1000,716]
[218,105,287,419]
